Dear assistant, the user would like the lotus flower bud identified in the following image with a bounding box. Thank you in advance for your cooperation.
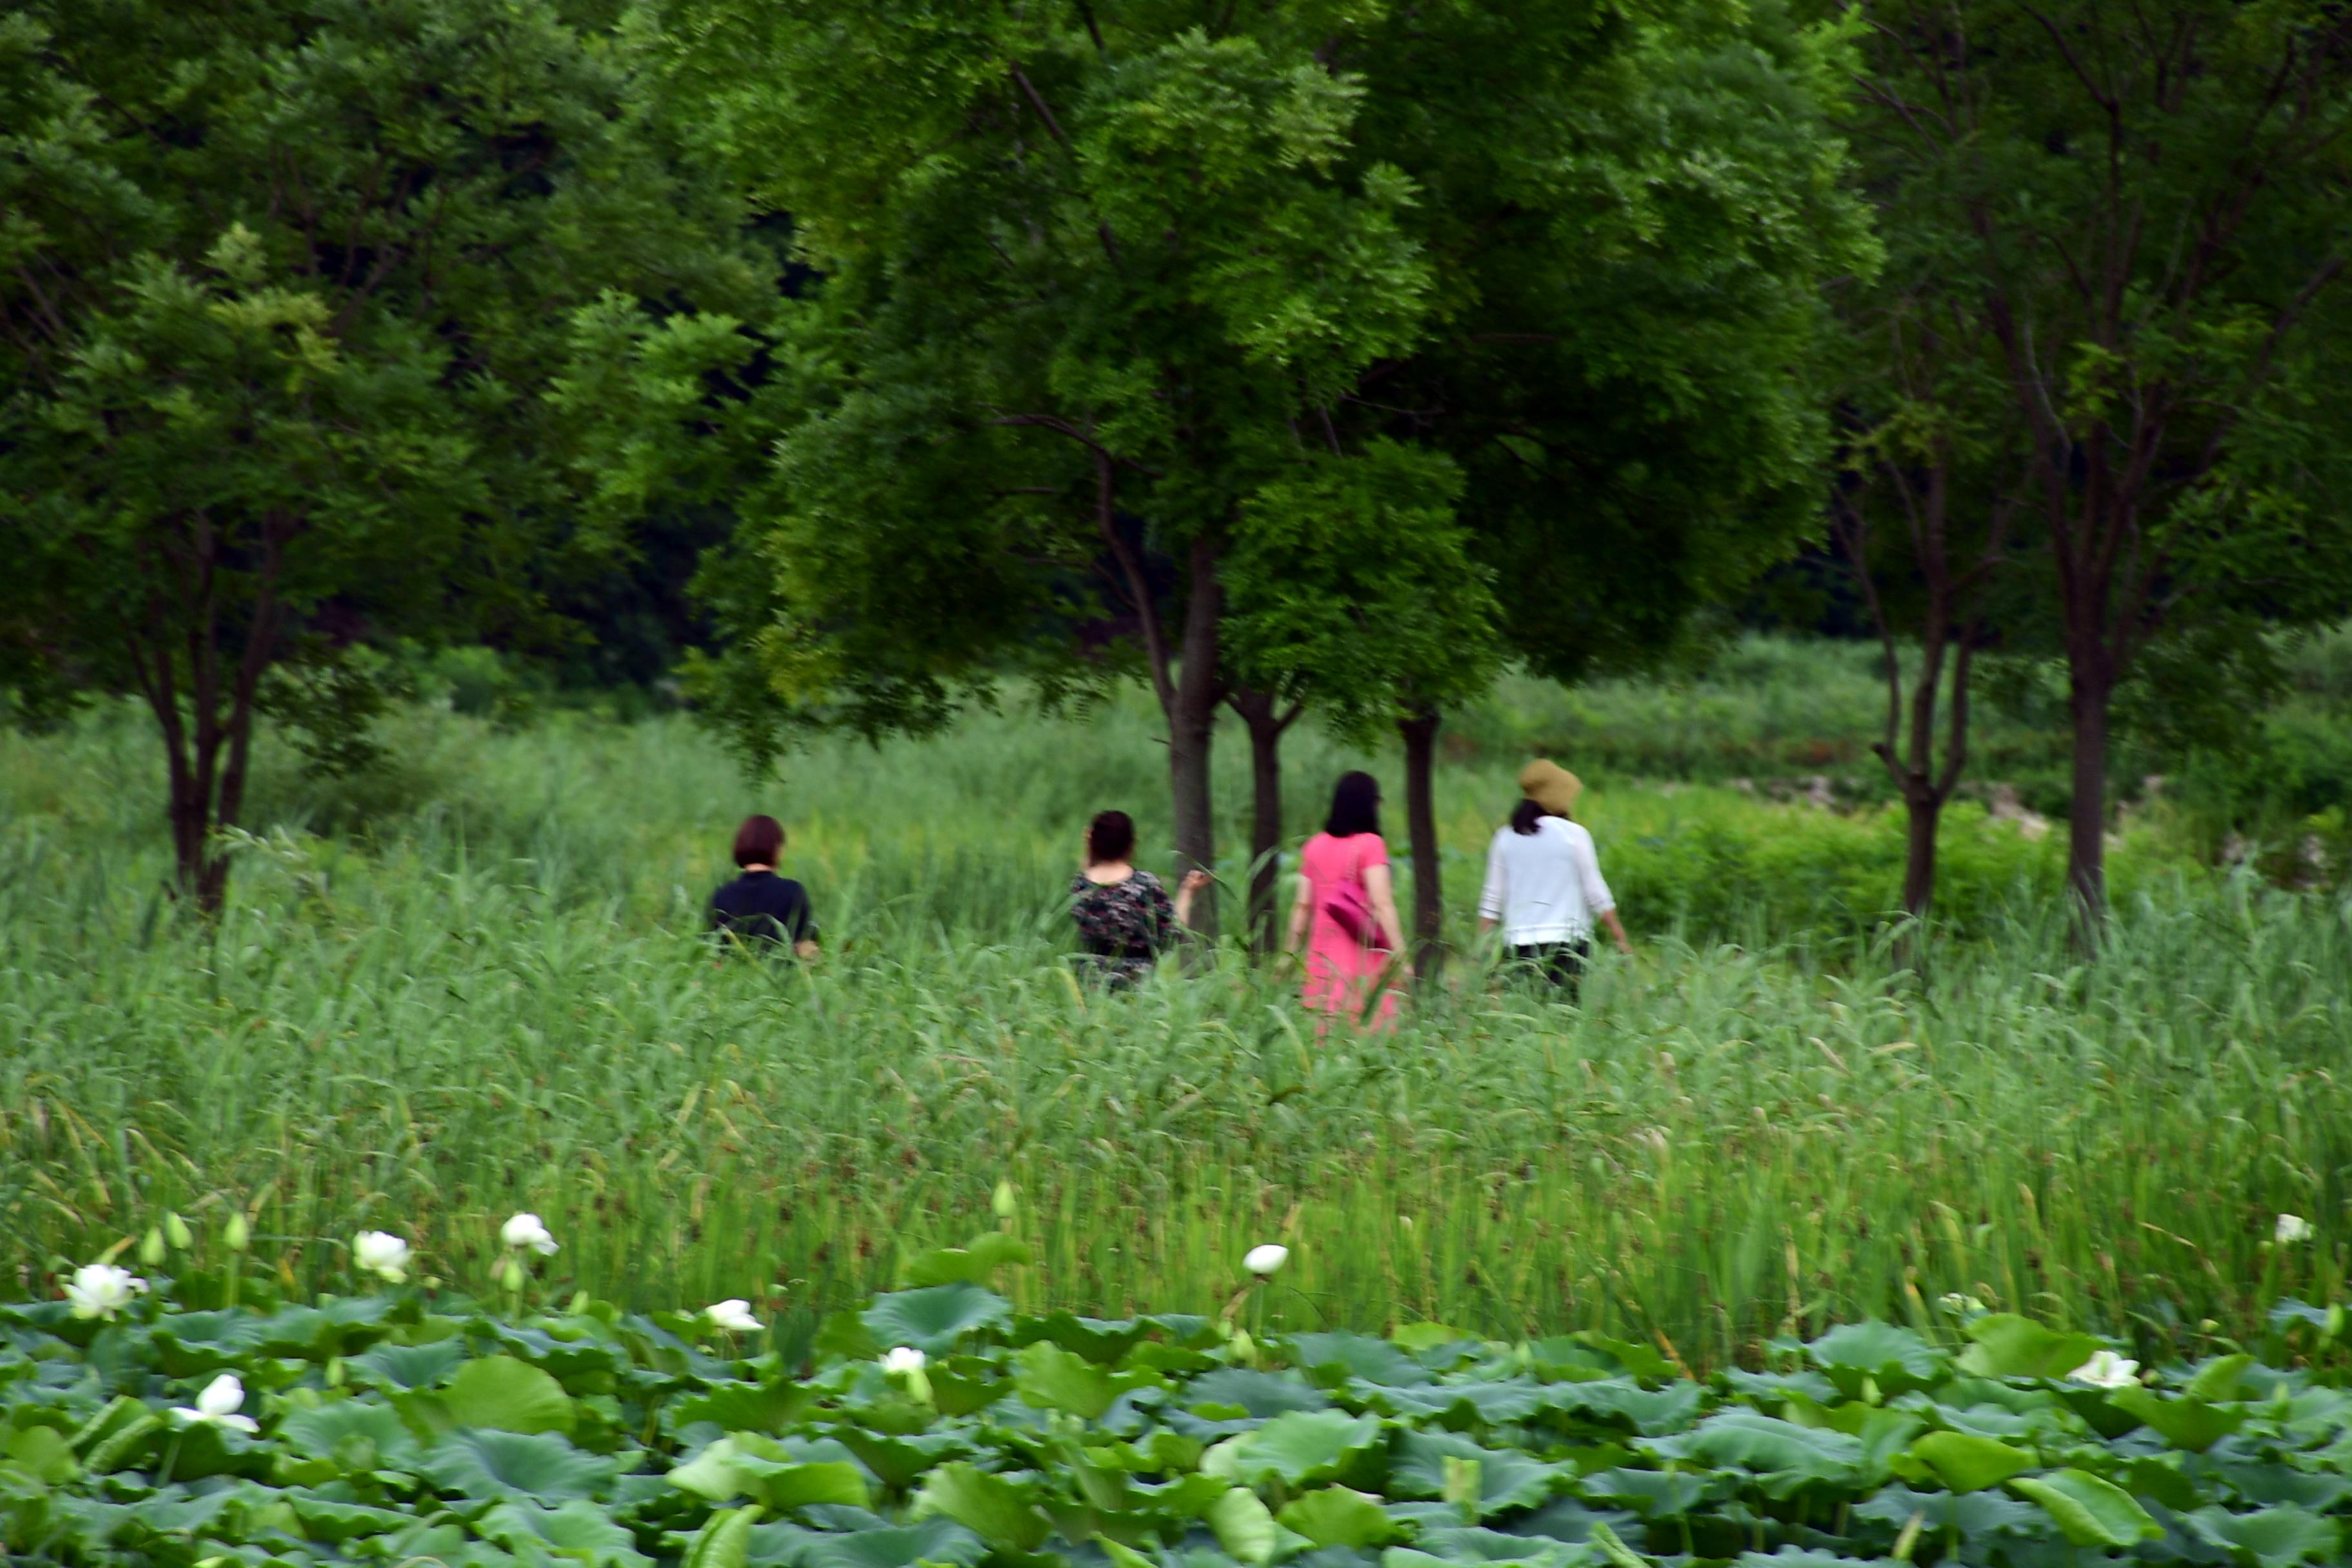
[224,1212,251,1253]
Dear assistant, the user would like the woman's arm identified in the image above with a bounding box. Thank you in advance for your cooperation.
[1362,862,1411,968]
[1598,907,1631,956]
[1285,870,1313,953]
[1573,831,1630,955]
[1172,870,1210,930]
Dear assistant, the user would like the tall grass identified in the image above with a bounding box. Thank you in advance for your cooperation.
[3,685,2344,1366]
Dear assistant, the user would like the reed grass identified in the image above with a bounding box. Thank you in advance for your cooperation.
[3,686,2344,1369]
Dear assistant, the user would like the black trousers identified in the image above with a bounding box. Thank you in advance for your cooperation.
[1511,940,1591,994]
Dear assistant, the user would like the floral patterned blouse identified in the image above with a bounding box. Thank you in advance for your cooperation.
[1069,870,1179,987]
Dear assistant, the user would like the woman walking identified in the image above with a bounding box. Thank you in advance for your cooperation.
[1478,760,1630,992]
[1288,771,1409,1028]
[1070,810,1208,988]
[709,814,820,957]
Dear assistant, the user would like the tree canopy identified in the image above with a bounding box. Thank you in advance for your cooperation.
[0,0,760,905]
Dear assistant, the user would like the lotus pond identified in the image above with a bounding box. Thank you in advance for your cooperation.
[6,1235,2352,1567]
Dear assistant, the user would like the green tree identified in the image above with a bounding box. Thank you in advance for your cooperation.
[658,5,1449,937]
[0,0,756,908]
[1329,0,1876,948]
[1845,0,2352,921]
[656,0,1867,950]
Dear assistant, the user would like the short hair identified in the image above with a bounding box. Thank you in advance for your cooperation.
[732,814,785,867]
[1325,771,1382,838]
[1087,810,1135,865]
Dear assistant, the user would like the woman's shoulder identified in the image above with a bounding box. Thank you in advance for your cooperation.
[1543,816,1595,845]
[1128,869,1166,893]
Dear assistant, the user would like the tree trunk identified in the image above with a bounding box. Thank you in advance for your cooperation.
[2066,658,2111,930]
[1226,687,1297,956]
[1166,536,1225,939]
[1396,706,1444,972]
[1901,793,1940,920]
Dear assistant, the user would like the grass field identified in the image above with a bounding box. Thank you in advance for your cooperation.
[4,643,2348,1369]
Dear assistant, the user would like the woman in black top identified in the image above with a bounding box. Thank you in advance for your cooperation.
[1070,810,1207,986]
[709,814,819,957]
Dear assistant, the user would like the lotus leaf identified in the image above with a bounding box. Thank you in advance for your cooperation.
[858,1286,1011,1359]
[1394,1432,1564,1516]
[418,1429,620,1504]
[2006,1467,2161,1547]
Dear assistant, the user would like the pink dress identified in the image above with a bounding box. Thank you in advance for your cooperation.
[1299,832,1399,1028]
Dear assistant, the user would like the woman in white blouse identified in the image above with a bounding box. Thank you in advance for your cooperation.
[1478,760,1632,992]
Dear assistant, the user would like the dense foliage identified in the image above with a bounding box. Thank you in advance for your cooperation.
[0,0,759,905]
[9,1254,2352,1567]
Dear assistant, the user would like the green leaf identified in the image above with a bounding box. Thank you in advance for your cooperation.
[479,1498,652,1568]
[1204,1409,1385,1488]
[1956,1315,2106,1380]
[672,1380,812,1435]
[859,1284,1010,1357]
[348,1338,469,1390]
[669,1437,752,1503]
[278,1399,421,1469]
[2186,1354,2256,1402]
[1014,1340,1118,1419]
[1908,1431,2037,1492]
[1588,1521,1654,1568]
[418,1429,621,1504]
[1393,1431,1565,1516]
[444,1355,574,1435]
[902,1232,1033,1288]
[685,1503,763,1568]
[2008,1468,2162,1547]
[1280,1485,1402,1547]
[915,1461,1052,1551]
[748,1460,872,1512]
[1288,1333,1433,1387]
[2182,1504,2342,1567]
[789,1518,986,1568]
[1210,1484,1289,1566]
[2,1426,78,1485]
[1643,1411,1861,1497]
[1391,1324,1480,1355]
[1806,1322,1950,1393]
[2108,1384,2245,1451]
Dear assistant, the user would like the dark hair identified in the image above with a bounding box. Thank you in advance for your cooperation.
[732,814,785,868]
[1510,798,1551,836]
[1325,771,1382,838]
[1086,810,1136,865]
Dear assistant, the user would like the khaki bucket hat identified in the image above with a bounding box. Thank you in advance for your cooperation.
[1518,759,1583,819]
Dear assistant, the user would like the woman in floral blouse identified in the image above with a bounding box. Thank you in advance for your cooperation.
[1070,810,1209,987]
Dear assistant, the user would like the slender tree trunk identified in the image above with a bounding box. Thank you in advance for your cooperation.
[1166,536,1225,939]
[1901,794,1941,919]
[1226,687,1298,956]
[2066,656,2111,928]
[1396,706,1444,972]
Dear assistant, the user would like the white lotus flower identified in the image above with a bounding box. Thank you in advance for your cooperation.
[353,1230,411,1284]
[2275,1213,2315,1245]
[2066,1350,2141,1389]
[1244,1244,1289,1277]
[170,1373,259,1434]
[64,1263,148,1321]
[500,1213,558,1255]
[705,1298,761,1333]
[881,1346,927,1375]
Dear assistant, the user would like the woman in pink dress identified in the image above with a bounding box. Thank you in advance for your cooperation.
[1286,772,1411,1028]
